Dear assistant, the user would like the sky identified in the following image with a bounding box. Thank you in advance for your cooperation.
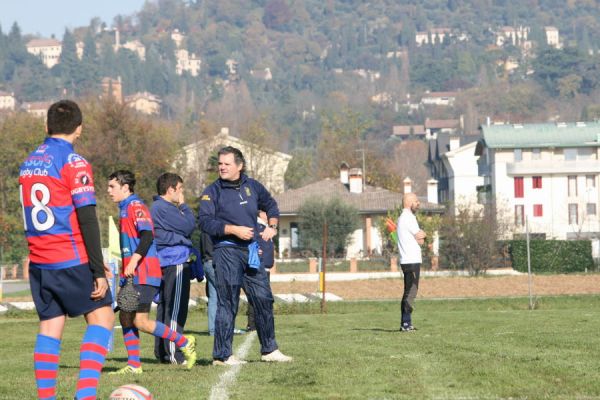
[0,0,149,38]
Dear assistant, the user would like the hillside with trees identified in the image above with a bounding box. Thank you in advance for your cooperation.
[1,1,600,189]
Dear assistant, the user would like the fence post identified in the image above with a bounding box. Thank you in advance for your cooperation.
[390,256,398,272]
[350,258,358,273]
[309,258,317,273]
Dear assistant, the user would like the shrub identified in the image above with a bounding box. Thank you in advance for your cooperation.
[509,240,594,273]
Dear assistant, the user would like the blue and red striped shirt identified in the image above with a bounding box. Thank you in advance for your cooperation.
[19,137,96,269]
[118,194,162,287]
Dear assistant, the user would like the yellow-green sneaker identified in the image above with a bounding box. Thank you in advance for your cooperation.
[108,365,143,375]
[181,336,197,370]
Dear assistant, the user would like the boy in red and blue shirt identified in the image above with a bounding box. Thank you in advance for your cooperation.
[19,100,114,400]
[107,170,197,373]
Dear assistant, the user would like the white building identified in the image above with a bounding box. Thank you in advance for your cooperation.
[122,40,146,60]
[171,29,185,48]
[26,39,62,68]
[476,122,600,240]
[428,133,481,205]
[415,28,451,46]
[175,49,201,76]
[545,26,560,49]
[442,140,484,213]
[124,92,161,115]
[0,91,16,111]
[496,26,530,47]
[21,101,52,118]
[421,91,458,107]
[178,127,292,196]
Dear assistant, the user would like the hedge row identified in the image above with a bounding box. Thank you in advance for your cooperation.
[509,240,594,273]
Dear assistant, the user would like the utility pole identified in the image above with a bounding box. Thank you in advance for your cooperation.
[355,147,366,186]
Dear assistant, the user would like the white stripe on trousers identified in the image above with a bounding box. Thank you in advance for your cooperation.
[168,263,183,364]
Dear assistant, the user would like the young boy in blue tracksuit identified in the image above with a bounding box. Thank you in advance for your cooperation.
[151,173,197,365]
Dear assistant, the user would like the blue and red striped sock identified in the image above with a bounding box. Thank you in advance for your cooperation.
[74,325,111,400]
[34,334,61,400]
[123,327,141,368]
[153,322,187,348]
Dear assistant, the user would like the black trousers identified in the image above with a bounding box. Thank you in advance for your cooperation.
[213,246,277,360]
[400,263,420,327]
[154,263,191,364]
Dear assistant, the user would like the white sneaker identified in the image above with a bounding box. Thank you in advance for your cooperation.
[261,349,293,362]
[212,355,248,366]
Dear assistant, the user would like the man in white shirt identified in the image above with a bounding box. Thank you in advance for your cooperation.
[396,192,426,331]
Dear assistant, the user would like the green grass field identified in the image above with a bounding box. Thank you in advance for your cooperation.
[1,296,600,399]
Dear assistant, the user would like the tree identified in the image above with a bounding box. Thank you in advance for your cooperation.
[557,73,582,98]
[77,99,179,232]
[298,197,359,257]
[439,202,510,275]
[263,0,292,30]
[0,113,45,263]
[315,109,370,180]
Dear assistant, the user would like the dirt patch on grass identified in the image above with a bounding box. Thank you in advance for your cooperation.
[265,274,600,300]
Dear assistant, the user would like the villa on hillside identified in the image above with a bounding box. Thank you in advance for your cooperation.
[178,127,292,196]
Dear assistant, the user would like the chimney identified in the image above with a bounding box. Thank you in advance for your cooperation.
[449,136,460,151]
[220,127,229,136]
[348,168,363,193]
[339,162,349,185]
[403,176,412,194]
[427,178,438,204]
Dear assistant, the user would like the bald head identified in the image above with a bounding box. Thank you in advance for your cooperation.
[403,192,420,213]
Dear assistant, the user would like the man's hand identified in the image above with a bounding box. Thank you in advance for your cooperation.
[124,260,137,277]
[415,230,426,245]
[91,277,109,300]
[226,225,254,240]
[261,226,277,241]
[103,262,114,279]
[178,192,185,206]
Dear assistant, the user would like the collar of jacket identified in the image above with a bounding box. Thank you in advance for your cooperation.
[218,173,247,189]
[119,193,142,210]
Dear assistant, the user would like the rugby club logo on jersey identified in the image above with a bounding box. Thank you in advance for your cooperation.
[245,187,251,197]
[67,153,87,168]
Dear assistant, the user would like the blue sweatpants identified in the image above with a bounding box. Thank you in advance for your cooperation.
[213,246,278,360]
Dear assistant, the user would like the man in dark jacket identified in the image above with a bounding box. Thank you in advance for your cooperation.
[198,146,292,365]
[151,172,196,365]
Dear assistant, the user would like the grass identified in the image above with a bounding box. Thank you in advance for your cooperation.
[2,296,600,399]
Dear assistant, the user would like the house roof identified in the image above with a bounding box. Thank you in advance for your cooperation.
[479,122,600,149]
[124,91,161,103]
[422,91,458,99]
[274,178,443,215]
[425,119,460,129]
[392,125,426,136]
[21,101,51,110]
[429,132,481,161]
[26,39,61,47]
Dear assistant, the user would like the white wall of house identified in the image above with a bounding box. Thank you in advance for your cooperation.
[442,141,484,213]
[276,215,385,260]
[488,147,600,239]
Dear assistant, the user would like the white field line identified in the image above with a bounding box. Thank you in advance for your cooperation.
[209,331,256,400]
